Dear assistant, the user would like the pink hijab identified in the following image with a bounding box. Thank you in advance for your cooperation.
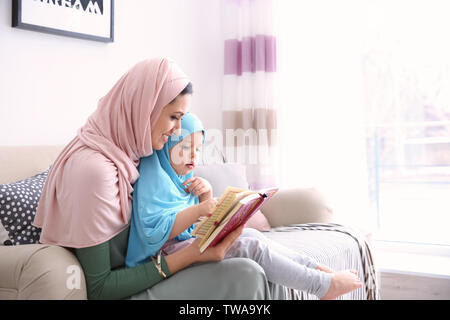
[33,58,190,248]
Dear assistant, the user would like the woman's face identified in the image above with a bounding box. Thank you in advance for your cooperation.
[151,94,191,150]
[169,131,204,176]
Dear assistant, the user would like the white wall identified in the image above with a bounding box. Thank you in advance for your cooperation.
[0,0,223,146]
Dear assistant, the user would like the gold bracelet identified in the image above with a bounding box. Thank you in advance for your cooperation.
[151,256,166,278]
[151,250,167,278]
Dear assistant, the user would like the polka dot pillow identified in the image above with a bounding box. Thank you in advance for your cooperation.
[0,168,49,245]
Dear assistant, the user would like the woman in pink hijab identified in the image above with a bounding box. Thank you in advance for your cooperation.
[33,58,268,300]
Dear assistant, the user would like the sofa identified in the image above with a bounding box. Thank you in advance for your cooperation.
[0,145,378,300]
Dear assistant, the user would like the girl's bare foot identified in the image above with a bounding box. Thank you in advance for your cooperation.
[321,270,362,300]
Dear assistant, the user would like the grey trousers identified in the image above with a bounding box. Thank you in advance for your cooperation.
[225,228,332,298]
[129,257,275,300]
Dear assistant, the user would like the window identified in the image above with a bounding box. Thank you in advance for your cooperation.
[363,1,450,246]
[275,0,450,247]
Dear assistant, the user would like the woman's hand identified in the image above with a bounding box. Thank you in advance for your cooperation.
[164,225,244,275]
[182,176,213,199]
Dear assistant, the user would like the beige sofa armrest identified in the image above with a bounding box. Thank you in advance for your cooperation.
[261,188,333,227]
[0,244,87,300]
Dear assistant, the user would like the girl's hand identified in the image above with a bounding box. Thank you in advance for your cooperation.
[196,198,217,218]
[182,176,212,198]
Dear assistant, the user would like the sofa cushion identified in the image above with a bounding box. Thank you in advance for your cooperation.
[261,187,333,227]
[195,163,248,197]
[0,223,9,246]
[194,163,271,231]
[0,169,48,245]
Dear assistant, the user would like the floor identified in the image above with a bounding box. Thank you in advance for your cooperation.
[372,243,450,299]
[379,271,450,299]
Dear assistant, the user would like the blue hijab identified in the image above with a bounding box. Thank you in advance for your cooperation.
[125,112,205,268]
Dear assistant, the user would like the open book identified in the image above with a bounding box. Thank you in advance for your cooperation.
[192,186,278,253]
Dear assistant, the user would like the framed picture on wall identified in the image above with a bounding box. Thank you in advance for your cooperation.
[12,0,114,42]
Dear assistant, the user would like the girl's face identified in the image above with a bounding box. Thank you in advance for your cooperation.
[169,131,204,176]
[151,94,191,150]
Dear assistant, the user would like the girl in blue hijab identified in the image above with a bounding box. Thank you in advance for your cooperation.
[126,112,362,300]
[126,112,215,268]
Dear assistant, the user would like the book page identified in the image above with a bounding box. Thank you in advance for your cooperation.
[192,186,247,238]
[199,193,262,252]
[198,187,278,252]
[215,193,261,227]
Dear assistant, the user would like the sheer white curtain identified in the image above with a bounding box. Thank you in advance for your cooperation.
[274,1,373,227]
